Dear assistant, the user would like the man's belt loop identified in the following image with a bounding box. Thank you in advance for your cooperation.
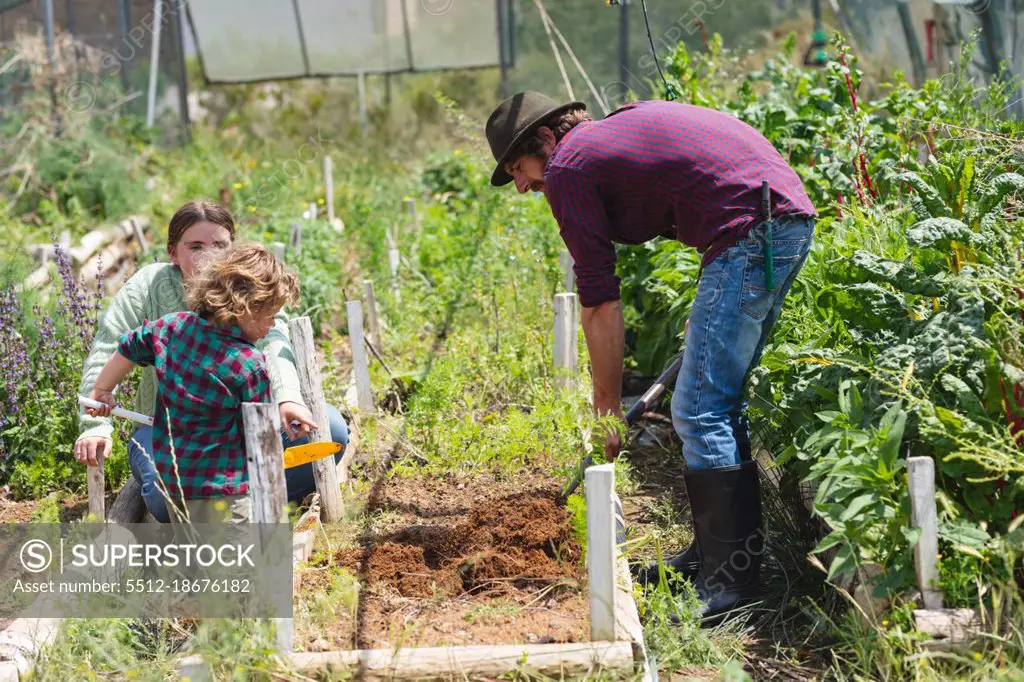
[760,180,775,290]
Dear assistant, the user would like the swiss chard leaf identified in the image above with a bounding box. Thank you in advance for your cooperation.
[849,250,946,297]
[896,171,947,219]
[906,217,974,250]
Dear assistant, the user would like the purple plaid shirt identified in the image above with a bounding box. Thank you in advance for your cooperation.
[543,100,817,307]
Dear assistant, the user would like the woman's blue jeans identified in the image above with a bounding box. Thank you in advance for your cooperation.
[128,404,351,522]
[671,216,814,471]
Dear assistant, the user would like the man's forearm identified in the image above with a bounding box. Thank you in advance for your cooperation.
[581,300,625,415]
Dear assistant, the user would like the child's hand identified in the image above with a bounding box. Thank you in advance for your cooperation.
[280,402,319,440]
[86,388,116,417]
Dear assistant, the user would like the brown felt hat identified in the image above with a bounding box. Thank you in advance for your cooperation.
[486,91,586,187]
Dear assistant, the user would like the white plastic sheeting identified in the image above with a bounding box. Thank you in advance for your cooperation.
[185,0,502,83]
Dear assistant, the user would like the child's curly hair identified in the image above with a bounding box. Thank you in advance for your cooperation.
[185,242,300,327]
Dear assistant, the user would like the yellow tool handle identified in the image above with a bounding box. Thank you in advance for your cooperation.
[282,441,341,469]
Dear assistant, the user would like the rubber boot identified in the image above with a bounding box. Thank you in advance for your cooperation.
[631,540,701,588]
[685,460,764,624]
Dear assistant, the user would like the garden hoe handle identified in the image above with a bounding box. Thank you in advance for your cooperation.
[623,351,684,426]
[78,396,155,427]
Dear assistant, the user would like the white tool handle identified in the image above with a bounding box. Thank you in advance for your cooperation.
[78,396,154,427]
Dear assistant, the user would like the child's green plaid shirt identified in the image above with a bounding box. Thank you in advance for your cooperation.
[117,311,273,500]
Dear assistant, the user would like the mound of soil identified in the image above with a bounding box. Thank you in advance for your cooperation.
[335,489,582,599]
[297,471,589,649]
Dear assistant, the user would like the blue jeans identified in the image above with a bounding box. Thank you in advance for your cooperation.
[671,216,814,471]
[128,404,351,522]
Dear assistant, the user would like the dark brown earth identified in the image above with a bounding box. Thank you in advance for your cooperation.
[336,490,582,600]
[295,470,589,650]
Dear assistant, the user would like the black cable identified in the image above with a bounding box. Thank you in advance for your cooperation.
[640,0,674,100]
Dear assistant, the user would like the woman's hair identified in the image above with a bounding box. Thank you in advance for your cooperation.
[185,242,300,328]
[167,200,236,250]
[510,106,591,160]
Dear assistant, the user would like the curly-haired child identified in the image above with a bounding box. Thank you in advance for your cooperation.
[85,242,305,525]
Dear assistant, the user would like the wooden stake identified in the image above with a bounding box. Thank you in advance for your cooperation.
[554,293,579,392]
[387,229,401,303]
[289,221,303,249]
[271,242,286,262]
[908,456,943,610]
[288,317,344,523]
[307,202,317,221]
[242,402,288,522]
[611,502,652,680]
[88,455,105,522]
[586,463,616,641]
[362,280,383,353]
[241,402,292,651]
[914,608,980,651]
[405,197,422,259]
[179,642,634,680]
[405,197,419,233]
[324,156,335,223]
[129,219,147,253]
[560,250,575,293]
[346,300,374,413]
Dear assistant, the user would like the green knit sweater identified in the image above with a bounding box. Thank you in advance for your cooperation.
[76,262,306,442]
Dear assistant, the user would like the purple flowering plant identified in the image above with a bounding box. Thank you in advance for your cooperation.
[0,236,134,498]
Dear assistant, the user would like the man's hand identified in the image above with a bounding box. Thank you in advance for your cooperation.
[279,401,319,440]
[598,403,626,461]
[74,436,111,467]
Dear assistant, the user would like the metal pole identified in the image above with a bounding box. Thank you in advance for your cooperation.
[43,0,55,67]
[399,0,414,70]
[496,0,508,99]
[42,0,61,135]
[973,0,1004,78]
[895,0,926,87]
[118,0,131,94]
[357,70,367,132]
[169,6,192,142]
[619,0,628,92]
[1012,0,1023,119]
[1005,0,1014,73]
[145,0,163,128]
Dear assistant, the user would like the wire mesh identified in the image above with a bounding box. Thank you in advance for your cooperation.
[500,0,1021,119]
[184,0,503,83]
[0,0,189,139]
